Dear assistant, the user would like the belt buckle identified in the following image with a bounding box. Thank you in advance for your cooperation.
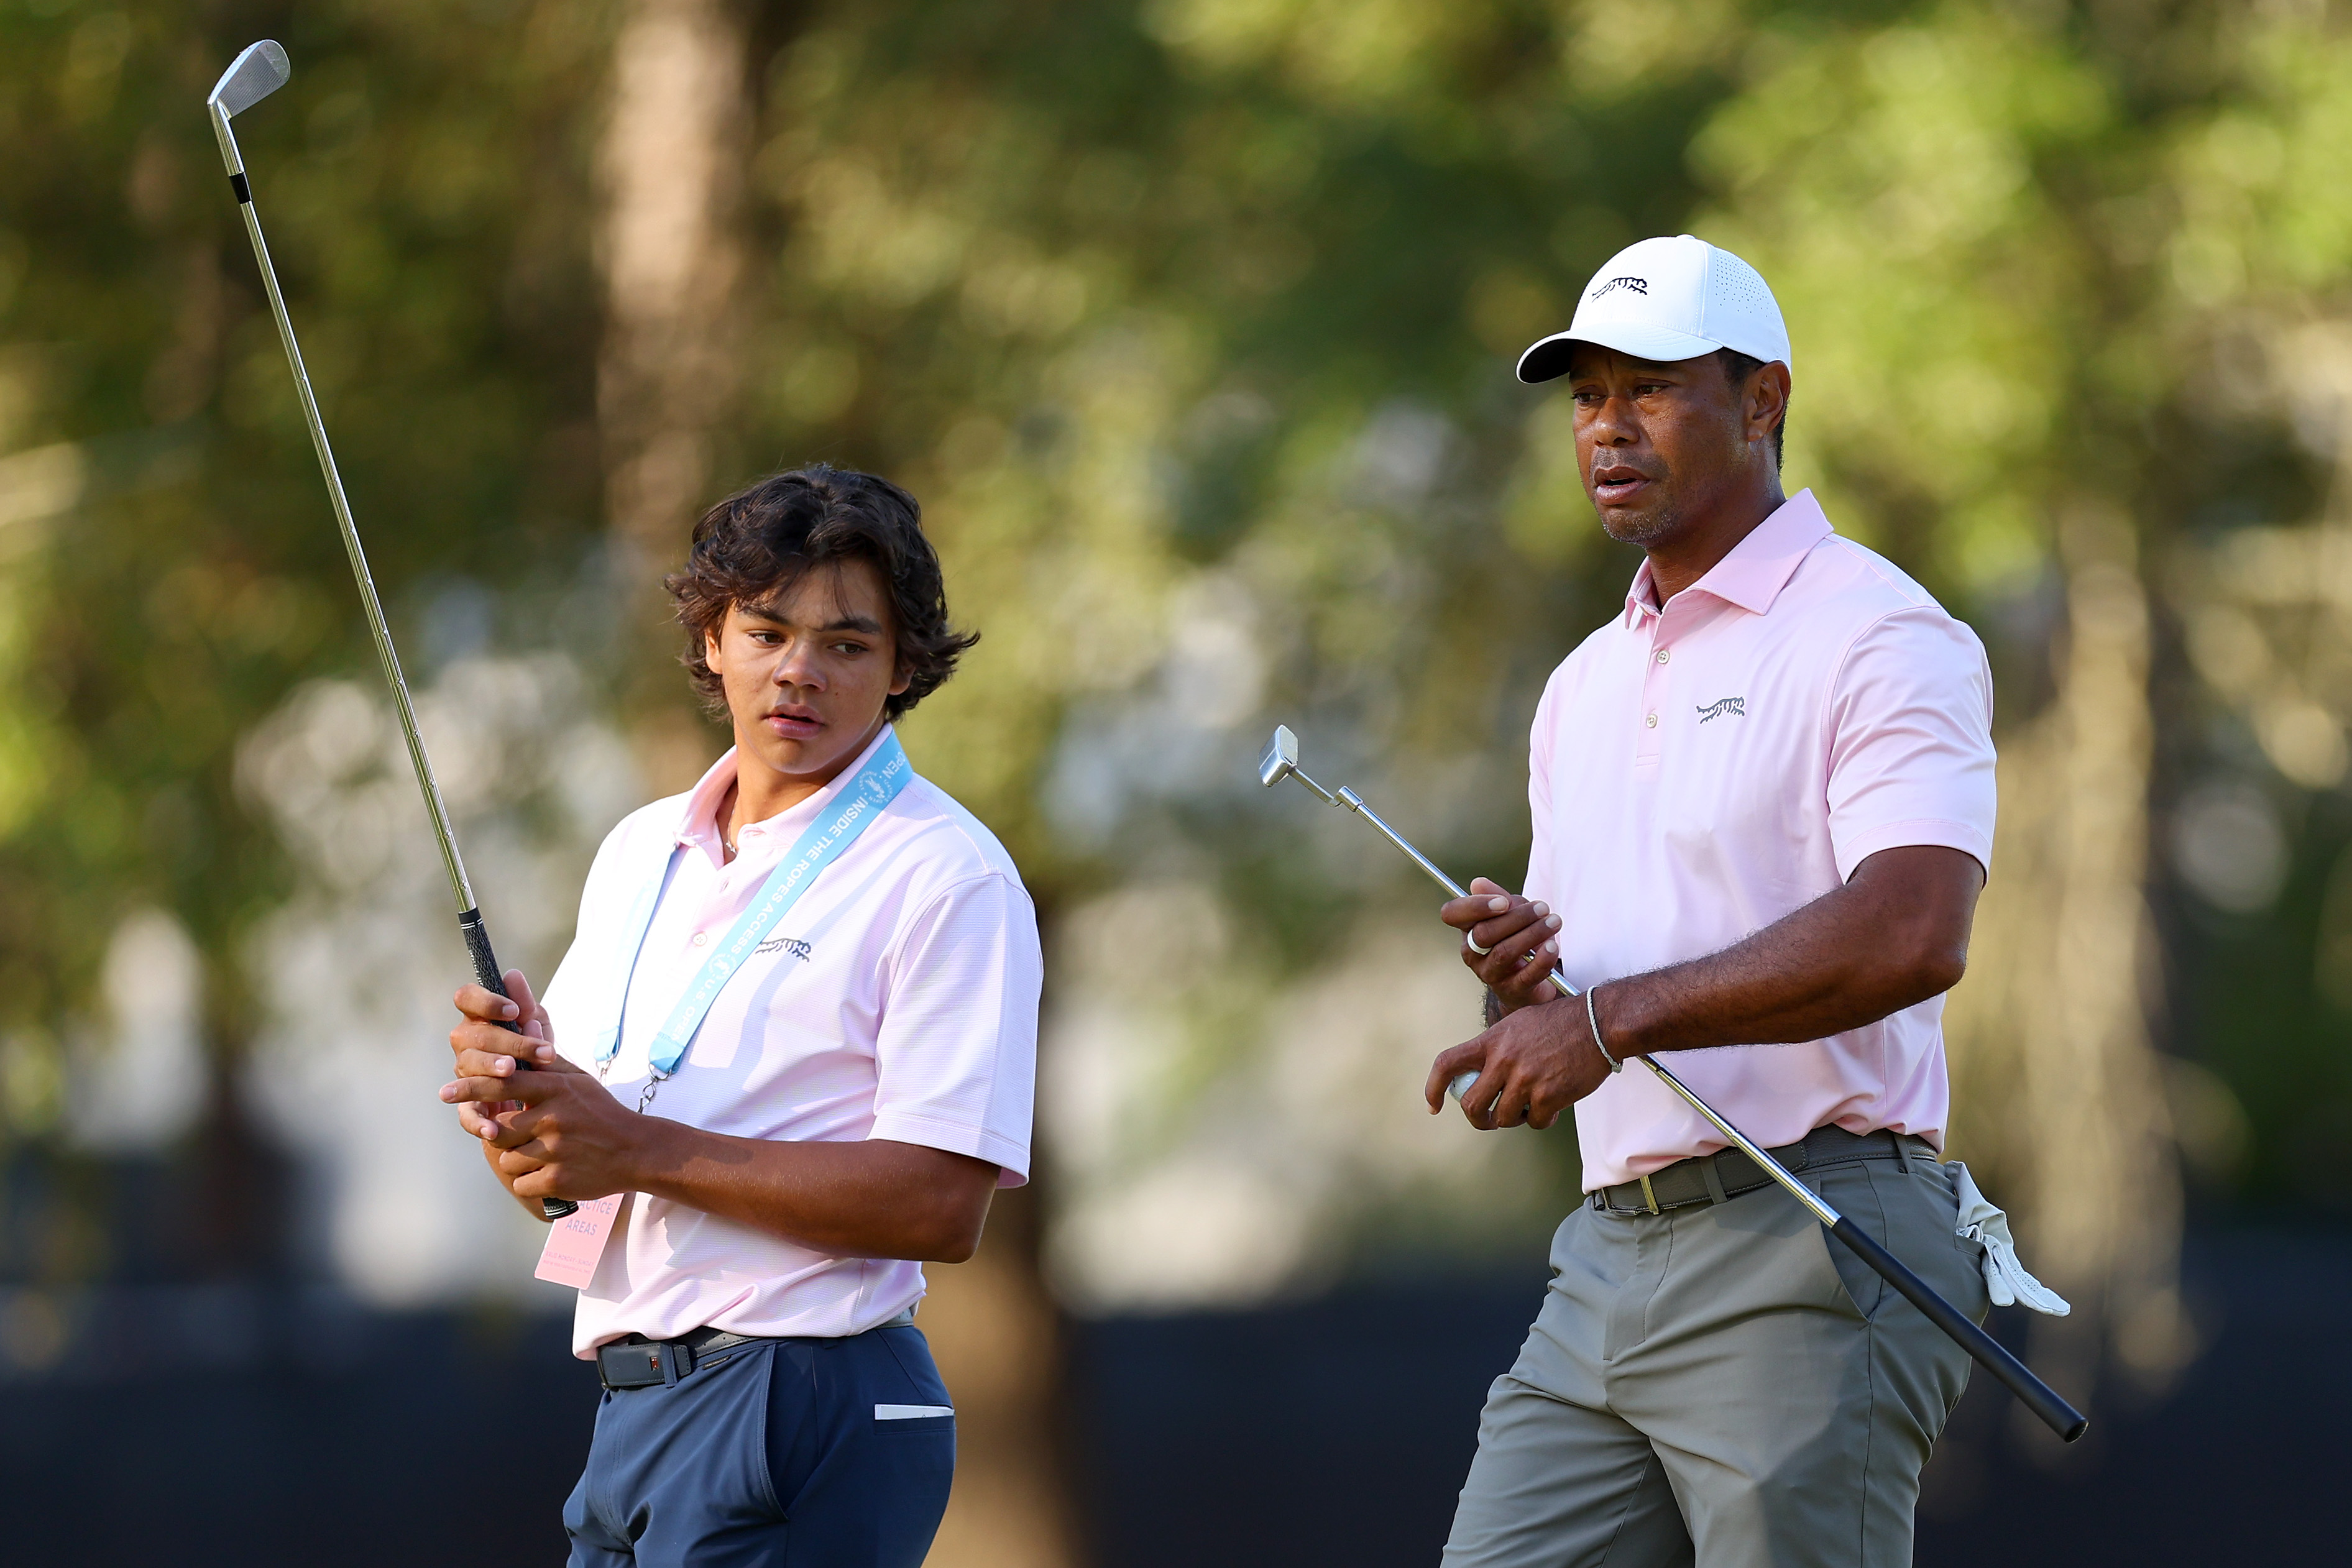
[597,1341,654,1391]
[597,1336,688,1391]
[1638,1173,1660,1216]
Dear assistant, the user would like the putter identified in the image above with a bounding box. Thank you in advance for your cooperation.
[1258,724,2087,1442]
[209,42,576,1219]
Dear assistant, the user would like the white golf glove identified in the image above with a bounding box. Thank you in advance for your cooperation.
[1948,1162,2070,1316]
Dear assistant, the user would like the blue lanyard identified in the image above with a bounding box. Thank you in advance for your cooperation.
[597,730,913,1088]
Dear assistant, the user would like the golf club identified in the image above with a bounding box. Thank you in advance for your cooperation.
[209,41,576,1219]
[1258,723,2087,1442]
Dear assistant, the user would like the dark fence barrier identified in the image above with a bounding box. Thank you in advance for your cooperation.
[0,1229,2342,1564]
[0,1287,594,1564]
[1072,1228,2352,1567]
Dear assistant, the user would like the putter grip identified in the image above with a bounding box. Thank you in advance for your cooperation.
[1827,1216,2086,1442]
[457,907,579,1222]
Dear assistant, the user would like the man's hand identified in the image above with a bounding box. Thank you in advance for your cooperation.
[1440,876,1562,1016]
[443,973,652,1211]
[1425,994,1611,1130]
[1422,845,1988,1134]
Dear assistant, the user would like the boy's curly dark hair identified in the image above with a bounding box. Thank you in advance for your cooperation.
[666,465,978,720]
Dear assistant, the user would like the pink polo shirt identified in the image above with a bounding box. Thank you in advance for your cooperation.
[1526,490,1996,1190]
[540,725,1040,1355]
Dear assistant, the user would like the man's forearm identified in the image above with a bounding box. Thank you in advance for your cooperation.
[627,1122,996,1263]
[1595,845,1982,1058]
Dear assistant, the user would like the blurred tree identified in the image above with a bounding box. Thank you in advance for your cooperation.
[22,0,2352,1546]
[0,0,613,1282]
[1681,0,2189,1416]
[1683,0,2352,1417]
[597,0,749,567]
[2146,5,2352,1225]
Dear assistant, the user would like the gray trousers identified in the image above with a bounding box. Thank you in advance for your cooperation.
[1443,1153,1988,1568]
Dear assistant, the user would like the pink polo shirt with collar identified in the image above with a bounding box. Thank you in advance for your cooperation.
[540,725,1039,1357]
[1525,488,1996,1191]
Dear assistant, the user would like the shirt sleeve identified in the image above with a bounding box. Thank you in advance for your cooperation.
[868,871,1042,1187]
[1824,607,1998,882]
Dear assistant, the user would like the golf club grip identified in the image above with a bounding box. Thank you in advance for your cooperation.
[459,907,521,1032]
[457,907,579,1221]
[1826,1216,2086,1442]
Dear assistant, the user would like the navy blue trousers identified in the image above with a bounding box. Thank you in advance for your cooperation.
[564,1326,955,1567]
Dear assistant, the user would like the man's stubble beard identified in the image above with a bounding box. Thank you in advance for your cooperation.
[1599,493,1683,549]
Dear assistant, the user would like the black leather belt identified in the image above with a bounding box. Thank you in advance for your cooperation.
[597,1308,918,1390]
[1589,1125,1936,1217]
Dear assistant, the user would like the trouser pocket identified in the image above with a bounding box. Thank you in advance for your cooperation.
[1817,1159,1986,1325]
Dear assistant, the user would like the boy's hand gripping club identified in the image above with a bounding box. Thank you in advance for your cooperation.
[1257,725,2086,1442]
[208,42,576,1219]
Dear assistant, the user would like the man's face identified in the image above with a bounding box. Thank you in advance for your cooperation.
[1567,345,1776,548]
[704,558,910,786]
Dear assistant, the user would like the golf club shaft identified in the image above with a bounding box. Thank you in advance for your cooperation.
[1615,1016,2083,1439]
[1336,789,1469,898]
[1328,782,2086,1440]
[229,192,479,926]
[217,123,576,1220]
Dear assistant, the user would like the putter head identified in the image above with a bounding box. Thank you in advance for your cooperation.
[1257,725,1300,789]
[209,40,290,118]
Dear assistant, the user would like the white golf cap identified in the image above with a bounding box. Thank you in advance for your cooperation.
[1517,234,1791,383]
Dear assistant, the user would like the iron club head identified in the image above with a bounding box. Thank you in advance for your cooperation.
[208,40,290,118]
[1257,725,1300,788]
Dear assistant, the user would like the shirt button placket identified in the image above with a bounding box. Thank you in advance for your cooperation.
[1637,620,1670,772]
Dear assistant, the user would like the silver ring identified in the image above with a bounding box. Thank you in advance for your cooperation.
[1466,934,1493,956]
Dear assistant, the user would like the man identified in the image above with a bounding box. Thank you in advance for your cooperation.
[439,465,1039,1567]
[1425,235,2016,1567]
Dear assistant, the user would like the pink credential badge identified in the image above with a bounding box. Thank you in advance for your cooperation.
[535,1193,626,1288]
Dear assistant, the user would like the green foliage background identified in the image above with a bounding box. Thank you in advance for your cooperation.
[7,0,2352,1288]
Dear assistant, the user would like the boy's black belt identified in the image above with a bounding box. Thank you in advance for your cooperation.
[598,1309,919,1390]
[1589,1124,1936,1217]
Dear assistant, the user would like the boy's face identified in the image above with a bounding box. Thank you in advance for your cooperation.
[704,557,911,794]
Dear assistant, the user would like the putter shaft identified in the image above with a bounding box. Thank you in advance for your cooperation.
[1328,766,1838,1213]
[1263,737,2086,1442]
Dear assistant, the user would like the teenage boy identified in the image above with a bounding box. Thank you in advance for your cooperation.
[439,465,1039,1567]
